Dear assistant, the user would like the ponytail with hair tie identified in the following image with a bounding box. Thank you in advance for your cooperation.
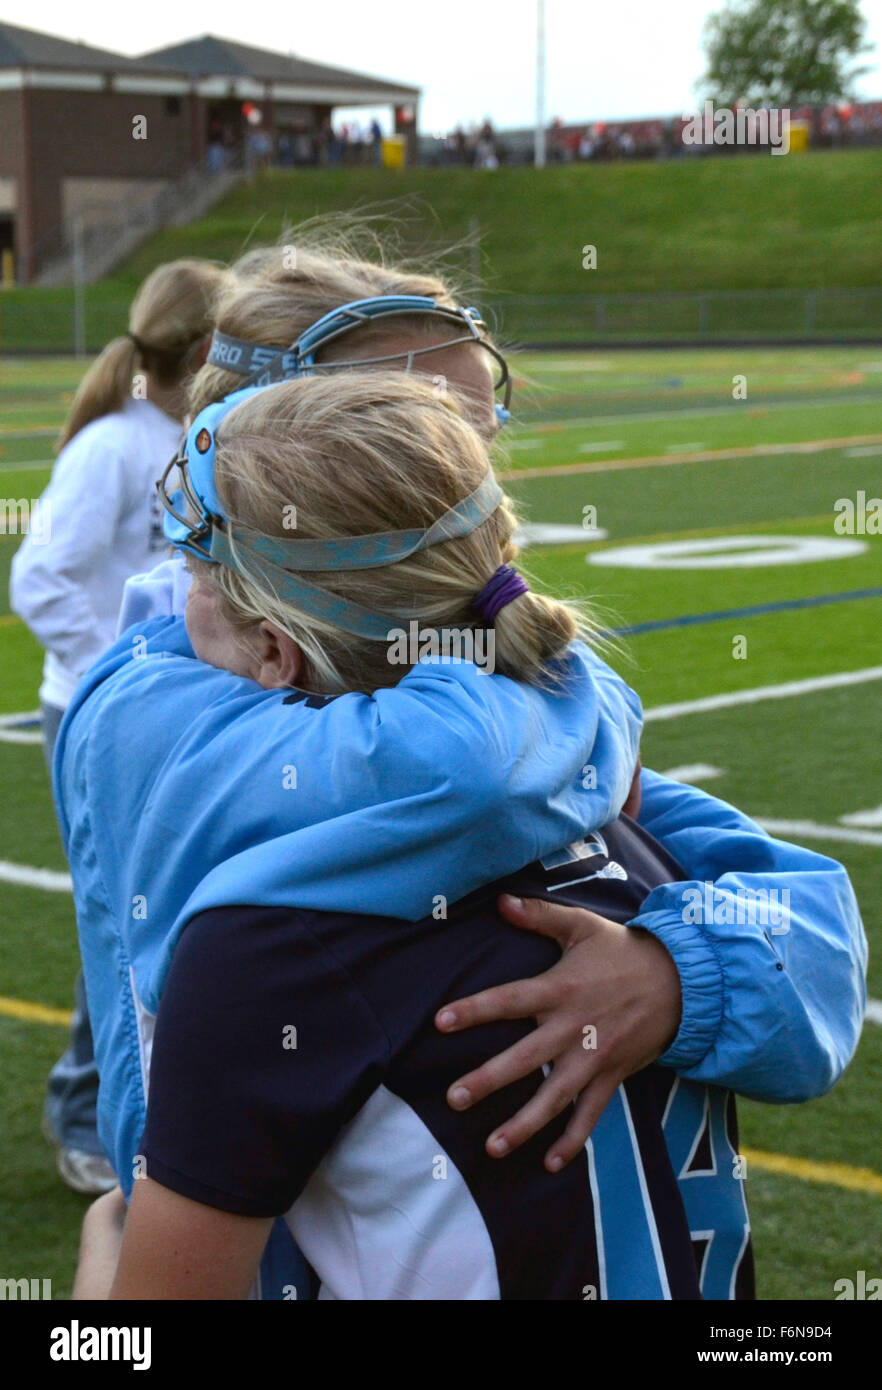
[473,565,529,621]
[57,259,228,450]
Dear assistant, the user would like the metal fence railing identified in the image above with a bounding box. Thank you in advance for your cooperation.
[1,286,880,356]
[485,287,882,345]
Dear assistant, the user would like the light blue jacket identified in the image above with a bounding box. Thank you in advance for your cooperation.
[54,616,642,1193]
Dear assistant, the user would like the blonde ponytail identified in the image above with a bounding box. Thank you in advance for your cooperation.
[57,335,139,449]
[491,588,582,686]
[59,258,230,449]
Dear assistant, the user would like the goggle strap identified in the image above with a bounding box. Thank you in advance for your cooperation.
[209,527,407,641]
[225,472,503,573]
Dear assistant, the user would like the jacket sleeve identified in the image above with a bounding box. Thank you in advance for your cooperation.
[117,553,191,635]
[632,767,867,1102]
[10,427,131,675]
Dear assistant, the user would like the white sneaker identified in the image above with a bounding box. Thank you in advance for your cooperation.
[56,1146,117,1196]
[42,1111,117,1195]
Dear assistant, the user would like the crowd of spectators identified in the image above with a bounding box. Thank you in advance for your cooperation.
[205,100,882,175]
[206,114,387,173]
[421,100,882,167]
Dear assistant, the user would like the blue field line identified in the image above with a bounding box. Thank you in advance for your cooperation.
[611,586,882,636]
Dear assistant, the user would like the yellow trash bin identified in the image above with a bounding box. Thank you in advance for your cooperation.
[788,120,810,153]
[381,135,406,169]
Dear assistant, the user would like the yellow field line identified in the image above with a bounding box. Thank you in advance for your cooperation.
[0,994,72,1026]
[1,989,881,1196]
[0,427,60,436]
[743,1146,882,1197]
[499,433,882,482]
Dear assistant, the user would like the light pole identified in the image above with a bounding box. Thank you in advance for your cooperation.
[72,216,86,360]
[535,0,547,168]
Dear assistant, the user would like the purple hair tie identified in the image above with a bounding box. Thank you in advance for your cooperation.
[473,565,529,621]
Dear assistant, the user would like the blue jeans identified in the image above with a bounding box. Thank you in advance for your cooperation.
[42,701,105,1157]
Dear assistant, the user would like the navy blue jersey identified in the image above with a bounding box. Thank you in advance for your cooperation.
[140,816,752,1300]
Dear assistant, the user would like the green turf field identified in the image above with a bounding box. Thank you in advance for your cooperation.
[0,344,879,1299]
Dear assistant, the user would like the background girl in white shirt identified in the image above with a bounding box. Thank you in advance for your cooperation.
[10,257,229,1194]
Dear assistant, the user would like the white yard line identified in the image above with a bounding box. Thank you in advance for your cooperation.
[0,860,72,893]
[644,667,882,722]
[757,818,882,849]
[660,763,724,784]
[0,711,43,745]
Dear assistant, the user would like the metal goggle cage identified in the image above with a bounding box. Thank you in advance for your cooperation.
[208,295,512,425]
[158,451,217,563]
[157,387,255,564]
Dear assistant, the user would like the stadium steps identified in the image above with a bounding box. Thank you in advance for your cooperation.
[35,164,246,288]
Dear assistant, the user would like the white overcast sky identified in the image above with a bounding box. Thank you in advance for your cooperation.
[21,0,882,131]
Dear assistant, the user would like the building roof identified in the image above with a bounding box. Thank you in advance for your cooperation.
[0,20,139,71]
[140,34,420,97]
[0,23,419,102]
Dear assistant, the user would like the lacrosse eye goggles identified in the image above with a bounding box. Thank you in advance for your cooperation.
[205,294,512,427]
[157,382,506,641]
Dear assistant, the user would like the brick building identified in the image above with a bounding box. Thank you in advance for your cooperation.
[0,23,420,281]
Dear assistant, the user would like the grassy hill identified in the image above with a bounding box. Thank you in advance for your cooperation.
[3,150,882,350]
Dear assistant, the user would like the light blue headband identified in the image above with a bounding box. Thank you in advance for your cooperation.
[158,385,505,641]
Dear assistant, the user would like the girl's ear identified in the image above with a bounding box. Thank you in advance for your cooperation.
[254,620,304,689]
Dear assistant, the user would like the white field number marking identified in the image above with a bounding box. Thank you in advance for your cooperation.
[589,535,867,569]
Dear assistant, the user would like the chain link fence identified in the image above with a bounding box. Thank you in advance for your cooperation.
[486,287,882,345]
[1,285,880,355]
